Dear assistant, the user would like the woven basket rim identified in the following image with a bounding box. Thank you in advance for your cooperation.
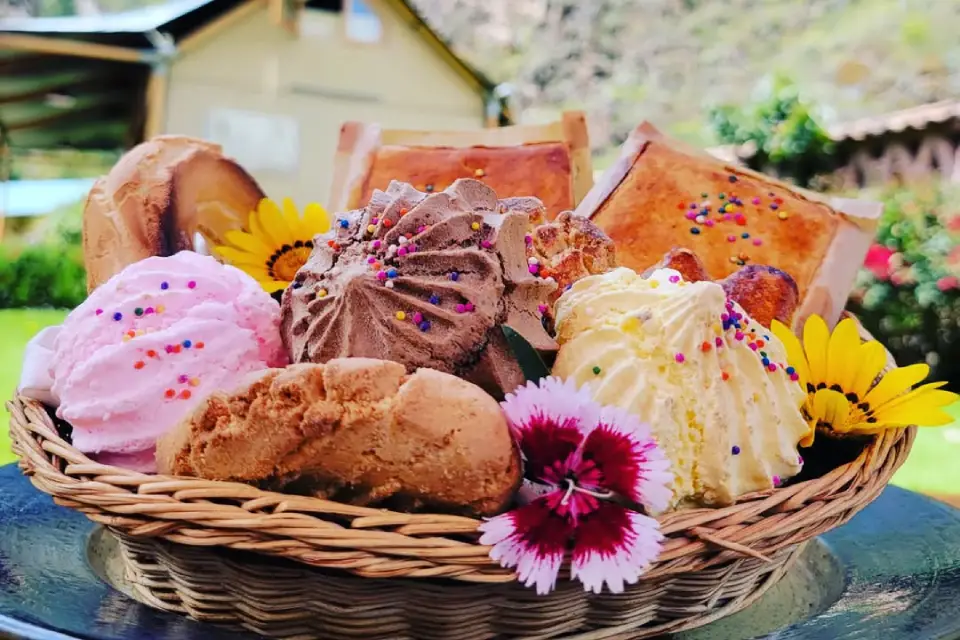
[5,318,917,585]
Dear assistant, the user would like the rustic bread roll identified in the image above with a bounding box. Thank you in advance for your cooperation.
[156,359,521,517]
[644,247,800,329]
[82,135,265,291]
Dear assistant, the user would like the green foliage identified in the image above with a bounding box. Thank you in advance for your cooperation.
[0,243,86,310]
[708,75,835,187]
[847,183,960,387]
[36,200,84,247]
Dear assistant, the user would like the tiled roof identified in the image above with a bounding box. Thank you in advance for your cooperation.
[828,100,960,141]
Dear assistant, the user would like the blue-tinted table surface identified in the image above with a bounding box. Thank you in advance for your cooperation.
[1,464,960,640]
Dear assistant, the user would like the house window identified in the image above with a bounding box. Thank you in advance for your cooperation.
[346,0,382,43]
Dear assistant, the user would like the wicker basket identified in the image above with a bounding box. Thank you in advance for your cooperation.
[5,321,916,639]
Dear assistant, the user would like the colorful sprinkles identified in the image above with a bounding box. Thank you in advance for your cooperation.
[677,176,795,263]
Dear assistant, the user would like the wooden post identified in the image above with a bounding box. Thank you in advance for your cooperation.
[143,64,169,140]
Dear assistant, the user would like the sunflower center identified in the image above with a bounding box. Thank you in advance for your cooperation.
[266,241,314,282]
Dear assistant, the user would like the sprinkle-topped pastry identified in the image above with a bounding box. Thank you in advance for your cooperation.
[643,247,800,329]
[527,211,618,303]
[281,179,557,399]
[552,267,808,509]
[576,122,879,327]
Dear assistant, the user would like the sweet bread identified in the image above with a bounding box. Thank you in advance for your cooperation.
[528,211,618,302]
[645,248,799,329]
[330,112,592,219]
[82,136,265,291]
[156,359,521,517]
[577,123,880,327]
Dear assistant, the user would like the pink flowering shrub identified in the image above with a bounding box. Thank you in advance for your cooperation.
[847,182,960,388]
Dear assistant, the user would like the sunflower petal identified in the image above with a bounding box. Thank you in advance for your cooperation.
[863,363,930,407]
[851,341,888,399]
[282,197,305,239]
[802,315,830,385]
[224,229,273,256]
[771,320,809,388]
[224,261,272,282]
[213,244,265,268]
[826,318,861,391]
[851,404,955,430]
[258,198,295,246]
[248,203,276,251]
[874,383,954,415]
[811,388,852,432]
[800,415,817,447]
[259,279,289,293]
[302,202,332,237]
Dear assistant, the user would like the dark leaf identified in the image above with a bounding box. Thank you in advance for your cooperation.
[501,325,550,383]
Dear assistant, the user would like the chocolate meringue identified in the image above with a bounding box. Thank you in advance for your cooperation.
[281,179,557,398]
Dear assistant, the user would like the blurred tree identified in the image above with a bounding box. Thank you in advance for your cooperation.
[708,75,835,188]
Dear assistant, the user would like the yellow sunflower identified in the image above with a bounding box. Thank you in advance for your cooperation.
[771,315,958,445]
[214,197,330,293]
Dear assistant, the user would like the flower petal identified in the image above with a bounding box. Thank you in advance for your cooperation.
[863,363,930,407]
[213,244,265,268]
[302,202,332,237]
[259,278,289,293]
[802,314,830,384]
[501,377,599,484]
[811,388,852,432]
[868,384,958,426]
[771,319,808,389]
[224,229,273,257]
[580,405,672,513]
[851,341,888,399]
[826,317,861,391]
[249,202,278,250]
[800,415,817,447]
[570,502,663,594]
[282,197,305,239]
[257,198,295,246]
[479,495,572,595]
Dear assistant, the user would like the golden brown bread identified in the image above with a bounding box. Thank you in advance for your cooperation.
[156,359,521,517]
[720,264,800,330]
[331,114,592,220]
[360,144,576,219]
[646,248,799,328]
[82,135,265,291]
[579,125,841,315]
[529,211,618,301]
[643,247,710,284]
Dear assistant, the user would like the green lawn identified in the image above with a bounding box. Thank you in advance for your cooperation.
[1,309,68,463]
[1,309,958,496]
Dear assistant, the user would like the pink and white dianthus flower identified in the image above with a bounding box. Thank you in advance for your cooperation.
[479,377,673,595]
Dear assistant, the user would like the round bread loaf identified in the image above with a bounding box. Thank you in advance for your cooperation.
[82,135,265,291]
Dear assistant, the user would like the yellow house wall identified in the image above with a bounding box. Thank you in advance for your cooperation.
[164,0,485,210]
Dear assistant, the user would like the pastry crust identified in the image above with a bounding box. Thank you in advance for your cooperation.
[645,247,800,329]
[156,359,522,517]
[82,136,265,291]
[529,211,618,302]
[330,112,592,219]
[577,123,880,328]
